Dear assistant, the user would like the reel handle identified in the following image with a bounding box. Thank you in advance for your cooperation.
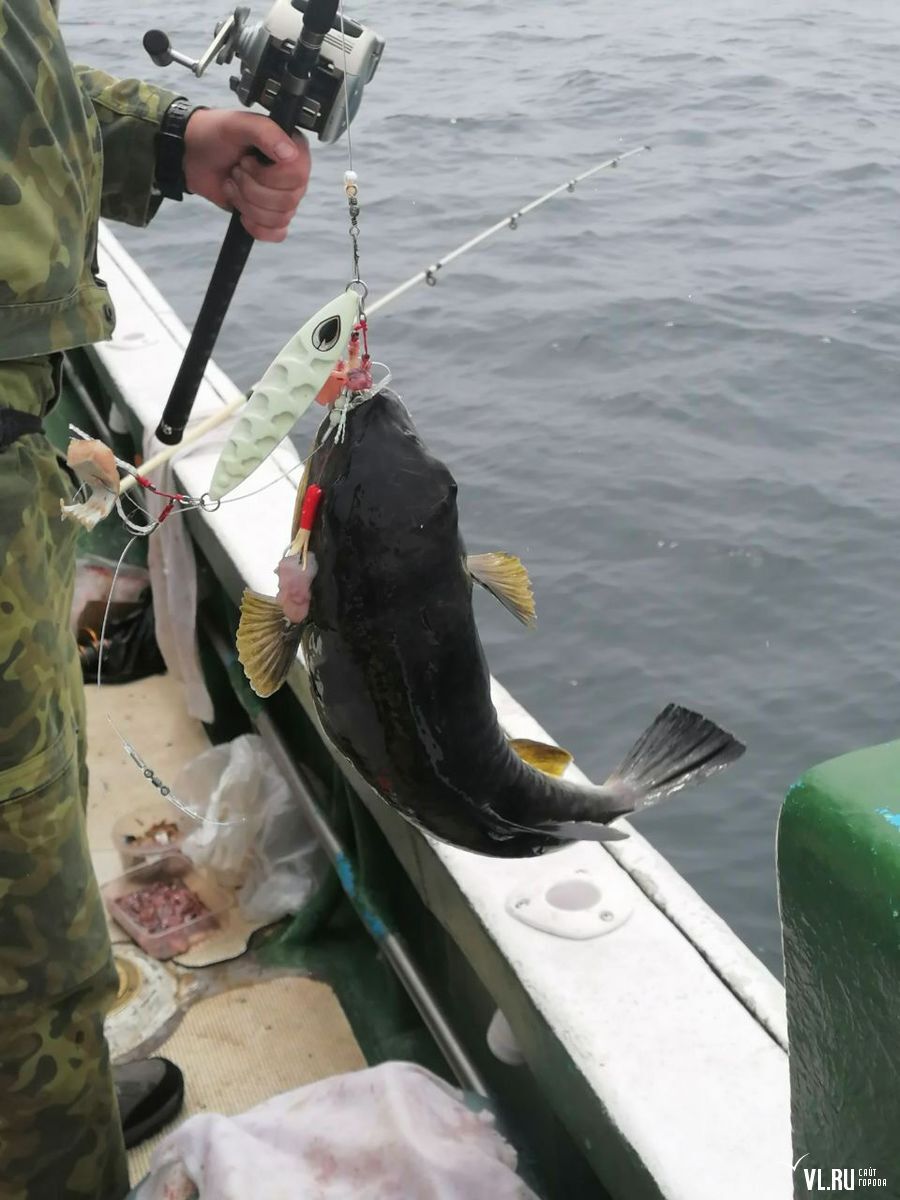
[143,29,175,68]
[154,0,341,444]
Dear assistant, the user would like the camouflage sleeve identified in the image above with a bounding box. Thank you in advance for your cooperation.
[72,67,186,228]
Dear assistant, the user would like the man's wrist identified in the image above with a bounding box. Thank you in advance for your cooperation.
[155,99,206,201]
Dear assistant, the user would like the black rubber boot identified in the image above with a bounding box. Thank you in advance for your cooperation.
[114,1057,185,1149]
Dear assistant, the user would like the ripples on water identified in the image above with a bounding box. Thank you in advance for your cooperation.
[62,0,900,972]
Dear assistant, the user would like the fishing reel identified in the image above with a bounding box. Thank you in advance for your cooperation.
[143,0,385,144]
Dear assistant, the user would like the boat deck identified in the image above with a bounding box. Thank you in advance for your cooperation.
[84,674,366,1186]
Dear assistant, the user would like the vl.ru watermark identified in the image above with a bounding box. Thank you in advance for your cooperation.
[794,1157,888,1191]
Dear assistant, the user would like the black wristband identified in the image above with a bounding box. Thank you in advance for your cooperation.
[155,98,203,202]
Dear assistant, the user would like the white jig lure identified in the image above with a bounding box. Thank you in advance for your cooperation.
[208,289,361,500]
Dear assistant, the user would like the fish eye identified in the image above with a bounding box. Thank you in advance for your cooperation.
[312,315,342,351]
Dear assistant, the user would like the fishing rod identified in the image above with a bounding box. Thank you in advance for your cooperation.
[142,0,385,444]
[367,144,650,317]
[119,143,650,493]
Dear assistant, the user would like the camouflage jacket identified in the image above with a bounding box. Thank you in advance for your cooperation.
[0,0,184,361]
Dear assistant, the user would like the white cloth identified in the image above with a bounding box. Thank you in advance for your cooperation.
[144,1062,538,1200]
[142,433,214,723]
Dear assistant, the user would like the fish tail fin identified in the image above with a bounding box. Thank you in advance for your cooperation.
[602,703,745,812]
[492,706,745,848]
[236,590,302,698]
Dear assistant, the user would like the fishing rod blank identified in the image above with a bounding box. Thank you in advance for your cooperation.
[368,145,650,317]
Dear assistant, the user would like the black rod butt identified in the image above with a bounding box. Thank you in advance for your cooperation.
[154,418,184,446]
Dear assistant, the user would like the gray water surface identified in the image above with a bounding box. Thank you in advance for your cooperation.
[62,0,900,974]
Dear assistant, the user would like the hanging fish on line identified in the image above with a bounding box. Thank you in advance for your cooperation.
[236,385,745,858]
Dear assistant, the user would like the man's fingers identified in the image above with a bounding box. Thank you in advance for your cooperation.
[221,110,302,165]
[229,166,301,213]
[234,112,306,165]
[238,143,309,191]
[222,180,293,242]
[242,220,288,243]
[239,205,292,231]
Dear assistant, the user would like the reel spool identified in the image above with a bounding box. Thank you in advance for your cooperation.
[143,0,385,144]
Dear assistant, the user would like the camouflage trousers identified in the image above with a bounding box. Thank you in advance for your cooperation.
[0,358,128,1200]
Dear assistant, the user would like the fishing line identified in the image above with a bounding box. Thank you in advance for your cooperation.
[68,423,313,520]
[67,419,327,826]
[216,455,306,503]
[338,0,364,295]
[66,425,243,826]
[88,512,243,827]
[338,0,354,178]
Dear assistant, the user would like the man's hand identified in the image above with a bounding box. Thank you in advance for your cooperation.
[183,110,310,243]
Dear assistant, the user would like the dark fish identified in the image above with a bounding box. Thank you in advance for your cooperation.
[237,389,745,857]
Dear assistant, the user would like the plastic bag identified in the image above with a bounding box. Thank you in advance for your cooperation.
[71,554,150,637]
[129,1162,196,1200]
[144,433,214,723]
[77,588,167,685]
[138,1063,539,1200]
[178,734,324,922]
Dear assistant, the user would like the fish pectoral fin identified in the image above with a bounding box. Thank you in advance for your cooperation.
[509,737,573,778]
[467,552,536,627]
[236,589,302,699]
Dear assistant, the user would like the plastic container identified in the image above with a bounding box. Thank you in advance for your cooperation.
[102,854,232,960]
[112,803,196,868]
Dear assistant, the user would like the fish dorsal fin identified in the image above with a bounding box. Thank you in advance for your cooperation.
[236,589,302,698]
[509,738,573,777]
[467,552,536,628]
